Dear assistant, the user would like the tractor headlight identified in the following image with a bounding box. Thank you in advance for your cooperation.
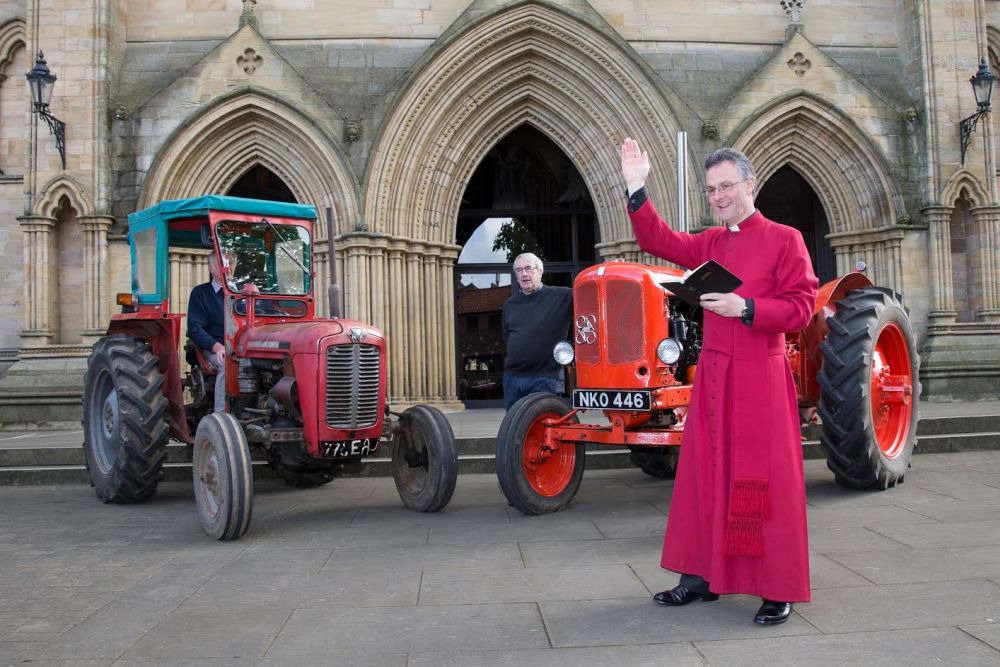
[553,341,575,366]
[656,338,683,365]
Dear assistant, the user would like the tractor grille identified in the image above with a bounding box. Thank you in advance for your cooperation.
[325,344,381,429]
[606,279,644,364]
[575,281,600,364]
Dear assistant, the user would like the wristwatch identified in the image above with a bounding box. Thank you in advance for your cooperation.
[740,298,755,327]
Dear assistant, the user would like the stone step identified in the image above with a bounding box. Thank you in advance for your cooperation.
[1,415,996,486]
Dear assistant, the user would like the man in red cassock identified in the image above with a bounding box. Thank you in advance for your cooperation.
[620,138,818,625]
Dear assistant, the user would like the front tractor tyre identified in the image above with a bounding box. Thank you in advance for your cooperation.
[193,413,254,540]
[392,405,459,512]
[82,334,169,503]
[496,393,584,515]
[817,287,920,490]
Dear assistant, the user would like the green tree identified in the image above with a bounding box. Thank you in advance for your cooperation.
[491,218,544,263]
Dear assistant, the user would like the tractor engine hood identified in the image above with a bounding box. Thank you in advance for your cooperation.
[234,319,385,357]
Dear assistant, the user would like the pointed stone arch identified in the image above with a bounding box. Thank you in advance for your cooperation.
[139,88,361,233]
[364,1,691,249]
[731,92,903,236]
[0,18,25,72]
[355,1,689,407]
[32,175,95,218]
[940,168,991,208]
[138,90,361,320]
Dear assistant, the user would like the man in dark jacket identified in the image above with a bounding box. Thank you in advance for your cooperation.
[187,251,226,413]
[501,252,573,410]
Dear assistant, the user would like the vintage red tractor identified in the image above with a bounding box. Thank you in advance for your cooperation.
[82,196,458,538]
[496,261,918,515]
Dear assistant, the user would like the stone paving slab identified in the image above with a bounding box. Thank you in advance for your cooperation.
[694,627,1000,666]
[826,545,1000,585]
[419,565,649,605]
[267,603,551,656]
[799,579,1000,633]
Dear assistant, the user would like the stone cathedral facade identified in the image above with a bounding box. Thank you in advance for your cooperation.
[0,0,998,425]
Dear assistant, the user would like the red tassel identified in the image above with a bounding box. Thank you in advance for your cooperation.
[724,516,763,557]
[732,477,769,518]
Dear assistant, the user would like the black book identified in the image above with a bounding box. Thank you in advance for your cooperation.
[660,260,742,306]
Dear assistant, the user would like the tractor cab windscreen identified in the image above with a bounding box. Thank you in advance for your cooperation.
[216,219,311,296]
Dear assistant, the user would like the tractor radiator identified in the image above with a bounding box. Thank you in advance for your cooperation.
[325,343,381,429]
[606,279,644,364]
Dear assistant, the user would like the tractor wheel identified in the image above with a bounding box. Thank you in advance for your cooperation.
[193,413,254,540]
[817,287,919,490]
[392,405,458,512]
[272,464,337,489]
[627,446,679,479]
[496,393,584,515]
[82,334,169,503]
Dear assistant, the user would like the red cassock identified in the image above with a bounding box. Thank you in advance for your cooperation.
[630,200,819,602]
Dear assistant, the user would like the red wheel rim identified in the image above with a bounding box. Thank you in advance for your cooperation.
[870,321,914,458]
[522,412,576,497]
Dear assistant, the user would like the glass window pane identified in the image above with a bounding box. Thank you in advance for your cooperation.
[133,226,158,295]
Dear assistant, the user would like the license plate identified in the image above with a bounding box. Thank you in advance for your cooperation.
[321,438,379,459]
[573,389,652,411]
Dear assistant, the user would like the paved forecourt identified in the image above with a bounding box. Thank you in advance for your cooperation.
[1,446,1000,665]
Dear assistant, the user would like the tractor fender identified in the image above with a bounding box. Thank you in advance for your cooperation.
[107,314,191,443]
[797,272,874,406]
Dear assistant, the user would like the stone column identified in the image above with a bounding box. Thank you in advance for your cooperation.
[970,205,1000,322]
[17,215,57,347]
[78,215,114,341]
[437,245,461,405]
[921,205,957,324]
[387,239,407,400]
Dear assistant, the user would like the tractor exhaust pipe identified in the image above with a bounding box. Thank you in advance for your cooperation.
[676,131,687,233]
[326,206,343,319]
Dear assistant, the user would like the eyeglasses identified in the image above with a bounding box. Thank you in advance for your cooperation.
[703,180,747,197]
[513,266,539,275]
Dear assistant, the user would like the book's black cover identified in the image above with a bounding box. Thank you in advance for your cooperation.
[661,260,742,305]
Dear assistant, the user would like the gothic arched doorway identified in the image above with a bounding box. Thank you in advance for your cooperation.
[455,125,598,407]
[756,165,836,283]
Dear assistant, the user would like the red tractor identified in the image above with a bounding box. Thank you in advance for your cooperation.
[82,196,458,539]
[496,261,918,515]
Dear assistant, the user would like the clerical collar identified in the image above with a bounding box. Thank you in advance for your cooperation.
[727,223,740,232]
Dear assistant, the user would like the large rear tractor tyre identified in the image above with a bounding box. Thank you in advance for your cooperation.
[193,413,254,540]
[82,334,169,503]
[392,405,458,512]
[627,446,679,480]
[817,287,919,490]
[496,393,584,515]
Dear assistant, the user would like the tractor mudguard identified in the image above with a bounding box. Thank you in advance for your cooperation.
[107,314,191,443]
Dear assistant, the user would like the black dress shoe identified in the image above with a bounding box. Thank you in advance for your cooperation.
[754,600,792,625]
[653,585,719,606]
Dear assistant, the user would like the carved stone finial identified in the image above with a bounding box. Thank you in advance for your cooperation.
[240,0,258,29]
[780,0,805,24]
[701,122,719,140]
[344,120,361,143]
[237,48,263,75]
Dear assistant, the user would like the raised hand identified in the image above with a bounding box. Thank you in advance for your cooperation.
[620,137,650,192]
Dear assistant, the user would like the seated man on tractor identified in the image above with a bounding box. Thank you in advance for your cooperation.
[188,251,227,413]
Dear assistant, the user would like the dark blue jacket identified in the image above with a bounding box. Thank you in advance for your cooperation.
[187,281,224,352]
